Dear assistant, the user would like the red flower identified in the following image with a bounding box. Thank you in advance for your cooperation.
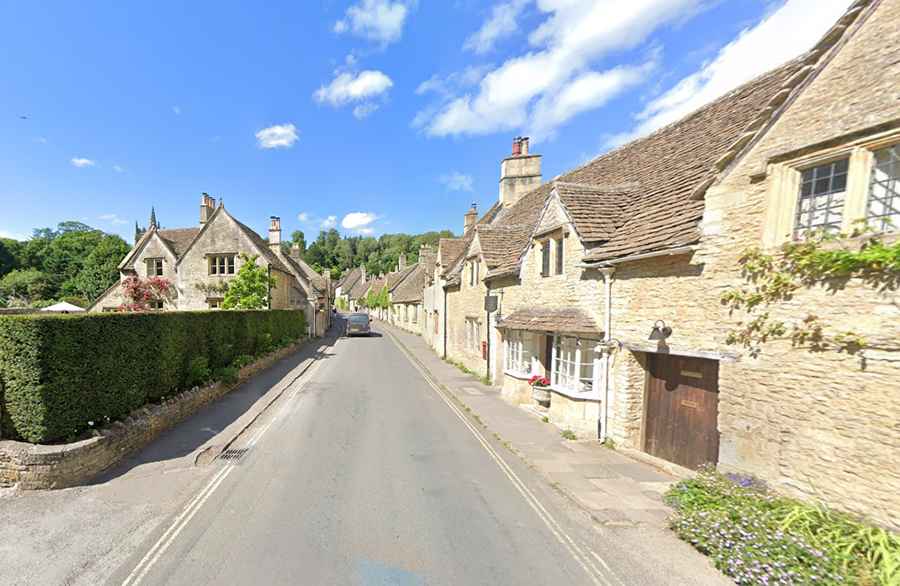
[528,375,550,387]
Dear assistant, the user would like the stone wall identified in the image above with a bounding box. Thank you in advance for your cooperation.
[0,341,306,489]
[446,257,490,375]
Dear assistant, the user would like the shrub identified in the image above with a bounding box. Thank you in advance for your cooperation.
[666,468,900,585]
[188,356,211,387]
[232,354,254,369]
[214,366,239,385]
[0,309,306,443]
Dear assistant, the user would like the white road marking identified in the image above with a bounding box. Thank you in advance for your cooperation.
[384,327,620,586]
[121,358,323,586]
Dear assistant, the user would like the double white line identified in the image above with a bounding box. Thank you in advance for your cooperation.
[385,329,624,586]
[122,360,321,586]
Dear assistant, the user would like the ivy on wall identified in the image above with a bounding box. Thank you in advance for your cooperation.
[721,226,900,361]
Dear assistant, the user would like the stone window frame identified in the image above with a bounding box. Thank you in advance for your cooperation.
[763,130,900,248]
[208,254,236,276]
[146,257,164,277]
[465,317,481,352]
[207,297,223,310]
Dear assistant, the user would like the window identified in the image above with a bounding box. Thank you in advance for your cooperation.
[209,255,236,275]
[149,300,164,311]
[555,238,564,275]
[146,258,163,276]
[541,240,551,276]
[208,298,222,310]
[505,331,535,375]
[412,305,418,324]
[465,318,480,352]
[468,260,479,287]
[794,158,848,237]
[403,305,408,322]
[551,336,597,394]
[868,145,900,232]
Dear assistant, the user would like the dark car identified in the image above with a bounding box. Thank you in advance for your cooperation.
[345,312,371,337]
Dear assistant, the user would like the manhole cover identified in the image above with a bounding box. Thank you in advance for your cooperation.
[218,447,250,463]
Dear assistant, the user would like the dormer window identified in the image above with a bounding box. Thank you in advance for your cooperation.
[794,158,848,237]
[541,240,551,277]
[146,258,163,276]
[868,144,900,232]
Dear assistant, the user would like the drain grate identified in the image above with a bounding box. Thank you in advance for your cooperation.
[218,447,250,463]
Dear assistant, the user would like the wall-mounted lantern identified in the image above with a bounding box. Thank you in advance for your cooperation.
[649,320,672,341]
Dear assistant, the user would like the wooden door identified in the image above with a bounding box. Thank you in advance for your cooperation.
[643,354,720,470]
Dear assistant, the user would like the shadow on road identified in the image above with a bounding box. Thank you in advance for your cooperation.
[90,319,343,485]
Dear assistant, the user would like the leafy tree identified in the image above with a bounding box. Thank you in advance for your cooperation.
[0,238,20,277]
[0,268,53,306]
[68,234,130,300]
[222,254,276,310]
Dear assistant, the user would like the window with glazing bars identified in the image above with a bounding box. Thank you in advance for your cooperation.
[146,258,163,276]
[551,336,596,393]
[555,238,564,275]
[868,145,900,232]
[794,159,848,237]
[209,255,236,275]
[541,241,551,276]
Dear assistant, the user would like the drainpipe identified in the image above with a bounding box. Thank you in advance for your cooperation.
[599,267,615,442]
[485,285,491,383]
[442,284,448,360]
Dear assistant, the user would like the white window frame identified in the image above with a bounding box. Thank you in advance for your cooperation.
[465,318,480,352]
[763,132,900,248]
[146,258,164,277]
[209,254,236,275]
[550,335,599,397]
[504,330,535,377]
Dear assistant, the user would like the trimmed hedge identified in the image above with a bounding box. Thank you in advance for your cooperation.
[0,310,306,443]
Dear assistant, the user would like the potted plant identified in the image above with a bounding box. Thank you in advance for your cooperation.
[528,375,551,407]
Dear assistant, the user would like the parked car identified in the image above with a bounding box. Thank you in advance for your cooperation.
[345,312,371,337]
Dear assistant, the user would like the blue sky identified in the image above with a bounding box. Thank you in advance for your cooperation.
[1,0,852,243]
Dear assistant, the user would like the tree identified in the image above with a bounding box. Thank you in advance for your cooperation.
[120,276,174,311]
[69,234,130,301]
[0,238,20,278]
[222,254,276,310]
[288,230,306,255]
[0,268,53,306]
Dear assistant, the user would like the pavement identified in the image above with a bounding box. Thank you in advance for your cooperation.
[0,316,728,585]
[378,320,684,529]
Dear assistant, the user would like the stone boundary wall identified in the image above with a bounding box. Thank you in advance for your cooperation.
[0,340,306,490]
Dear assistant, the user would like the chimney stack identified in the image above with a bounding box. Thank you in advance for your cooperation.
[398,253,407,271]
[499,137,541,208]
[200,193,216,224]
[268,216,282,252]
[464,203,478,235]
[360,265,367,283]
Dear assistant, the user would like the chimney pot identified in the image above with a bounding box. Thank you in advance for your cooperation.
[500,138,541,208]
[268,216,282,251]
[520,137,530,156]
[199,193,216,224]
[512,137,522,156]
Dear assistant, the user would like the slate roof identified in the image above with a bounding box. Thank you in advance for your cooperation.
[338,267,362,291]
[445,202,503,286]
[497,307,602,336]
[349,275,371,300]
[283,252,327,294]
[387,265,417,291]
[233,219,291,274]
[438,238,466,276]
[468,0,877,276]
[157,228,201,258]
[391,263,428,303]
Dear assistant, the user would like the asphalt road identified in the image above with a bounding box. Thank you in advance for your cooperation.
[110,318,619,586]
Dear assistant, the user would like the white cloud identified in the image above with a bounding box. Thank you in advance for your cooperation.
[465,0,530,54]
[0,229,28,241]
[439,171,474,192]
[419,0,703,139]
[172,105,182,115]
[341,212,378,230]
[610,0,853,146]
[315,70,393,107]
[353,103,380,119]
[112,165,125,173]
[70,157,96,168]
[334,0,411,46]
[255,123,299,149]
[321,215,338,229]
[415,65,492,96]
[33,137,48,144]
[297,212,310,222]
[98,213,128,225]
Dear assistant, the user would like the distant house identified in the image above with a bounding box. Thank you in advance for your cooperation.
[89,194,331,336]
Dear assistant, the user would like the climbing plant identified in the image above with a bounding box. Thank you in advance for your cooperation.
[721,226,900,360]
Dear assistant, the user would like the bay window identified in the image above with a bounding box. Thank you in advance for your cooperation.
[551,336,598,394]
[504,330,535,376]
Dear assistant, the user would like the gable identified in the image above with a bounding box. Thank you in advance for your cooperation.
[535,193,569,237]
[120,230,178,271]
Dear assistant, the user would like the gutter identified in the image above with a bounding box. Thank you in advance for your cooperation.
[578,245,697,268]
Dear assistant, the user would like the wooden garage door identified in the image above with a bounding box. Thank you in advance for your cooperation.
[644,354,720,470]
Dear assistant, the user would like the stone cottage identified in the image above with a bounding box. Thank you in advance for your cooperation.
[90,194,332,337]
[440,0,900,529]
[390,246,437,335]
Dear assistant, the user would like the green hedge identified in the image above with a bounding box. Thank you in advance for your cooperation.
[0,310,306,443]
